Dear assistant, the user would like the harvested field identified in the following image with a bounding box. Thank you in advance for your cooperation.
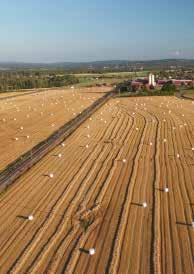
[0,96,193,273]
[0,86,109,171]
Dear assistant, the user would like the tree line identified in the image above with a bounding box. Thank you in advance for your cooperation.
[0,71,79,92]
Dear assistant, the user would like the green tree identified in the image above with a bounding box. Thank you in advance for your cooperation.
[161,81,176,93]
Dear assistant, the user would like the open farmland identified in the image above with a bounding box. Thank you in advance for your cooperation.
[0,96,193,273]
[0,86,109,171]
[75,71,148,88]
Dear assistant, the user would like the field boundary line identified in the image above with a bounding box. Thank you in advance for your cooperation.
[0,86,77,101]
[175,92,194,101]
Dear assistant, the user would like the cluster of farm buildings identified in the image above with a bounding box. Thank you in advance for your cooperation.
[132,73,194,89]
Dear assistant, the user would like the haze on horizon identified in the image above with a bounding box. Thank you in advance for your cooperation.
[0,0,194,63]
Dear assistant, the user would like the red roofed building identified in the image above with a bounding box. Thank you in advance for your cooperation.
[172,79,193,86]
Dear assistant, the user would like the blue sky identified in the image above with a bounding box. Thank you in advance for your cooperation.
[0,0,194,62]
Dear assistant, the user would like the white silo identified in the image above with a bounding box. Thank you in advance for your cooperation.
[149,73,152,86]
[149,73,156,87]
[151,74,156,86]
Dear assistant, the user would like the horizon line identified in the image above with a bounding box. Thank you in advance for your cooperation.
[0,58,194,65]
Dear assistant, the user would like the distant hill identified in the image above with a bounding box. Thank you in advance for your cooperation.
[0,59,194,71]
